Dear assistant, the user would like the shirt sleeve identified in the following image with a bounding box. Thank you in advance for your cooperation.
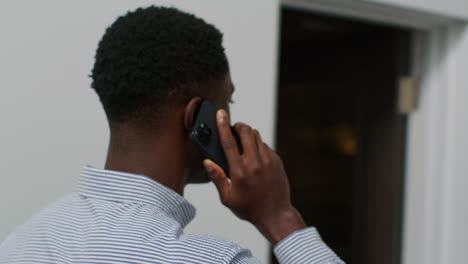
[273,227,345,264]
[228,227,344,264]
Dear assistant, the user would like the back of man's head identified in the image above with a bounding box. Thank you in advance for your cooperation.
[91,6,228,127]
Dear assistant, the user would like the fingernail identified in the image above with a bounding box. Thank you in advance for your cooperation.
[204,159,213,172]
[217,110,227,124]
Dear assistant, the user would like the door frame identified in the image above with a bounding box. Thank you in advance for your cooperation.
[279,1,468,263]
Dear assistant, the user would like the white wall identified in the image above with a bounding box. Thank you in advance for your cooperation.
[0,1,280,262]
[362,0,468,20]
[403,24,468,264]
[443,25,468,263]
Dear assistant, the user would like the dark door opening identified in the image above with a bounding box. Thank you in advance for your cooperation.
[273,8,410,264]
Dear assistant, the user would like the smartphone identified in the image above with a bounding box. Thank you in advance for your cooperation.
[189,100,242,175]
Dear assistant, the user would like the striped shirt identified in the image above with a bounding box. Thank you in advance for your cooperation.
[0,166,344,264]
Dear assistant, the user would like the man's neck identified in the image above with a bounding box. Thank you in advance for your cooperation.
[104,131,187,195]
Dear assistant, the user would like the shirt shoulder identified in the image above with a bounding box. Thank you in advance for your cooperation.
[175,232,258,264]
[138,221,255,263]
[1,189,260,264]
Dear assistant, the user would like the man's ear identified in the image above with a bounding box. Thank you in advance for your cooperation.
[184,97,202,130]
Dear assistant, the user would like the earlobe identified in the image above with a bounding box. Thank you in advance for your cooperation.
[184,97,202,130]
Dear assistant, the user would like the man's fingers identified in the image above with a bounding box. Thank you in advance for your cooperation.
[253,130,268,156]
[216,110,242,168]
[252,129,261,146]
[253,129,277,165]
[234,123,259,161]
[203,159,231,203]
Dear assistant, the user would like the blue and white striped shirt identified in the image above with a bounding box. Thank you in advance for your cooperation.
[0,166,344,264]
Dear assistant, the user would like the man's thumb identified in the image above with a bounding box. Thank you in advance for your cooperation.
[203,159,230,200]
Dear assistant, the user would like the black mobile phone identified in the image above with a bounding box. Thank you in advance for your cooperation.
[189,100,242,175]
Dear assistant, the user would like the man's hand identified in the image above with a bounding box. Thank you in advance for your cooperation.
[203,109,306,245]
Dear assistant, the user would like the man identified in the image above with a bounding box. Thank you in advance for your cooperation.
[0,6,344,264]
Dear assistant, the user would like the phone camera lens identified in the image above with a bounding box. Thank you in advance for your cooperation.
[197,123,212,146]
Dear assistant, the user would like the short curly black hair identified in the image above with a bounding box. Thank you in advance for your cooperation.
[91,6,228,124]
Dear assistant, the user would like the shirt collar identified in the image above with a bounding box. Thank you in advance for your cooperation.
[78,165,196,227]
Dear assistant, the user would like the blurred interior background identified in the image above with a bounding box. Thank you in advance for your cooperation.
[1,1,468,264]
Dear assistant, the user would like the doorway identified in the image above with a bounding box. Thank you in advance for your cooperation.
[273,8,411,264]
